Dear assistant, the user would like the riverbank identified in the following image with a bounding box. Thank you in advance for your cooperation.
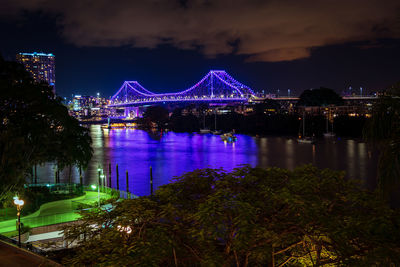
[146,113,367,138]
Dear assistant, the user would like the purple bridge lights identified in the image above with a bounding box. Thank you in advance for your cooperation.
[108,70,255,108]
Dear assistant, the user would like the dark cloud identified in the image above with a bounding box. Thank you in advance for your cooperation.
[3,0,400,62]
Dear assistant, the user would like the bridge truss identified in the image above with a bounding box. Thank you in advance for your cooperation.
[109,70,255,107]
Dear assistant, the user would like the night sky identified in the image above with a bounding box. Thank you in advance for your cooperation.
[0,0,399,98]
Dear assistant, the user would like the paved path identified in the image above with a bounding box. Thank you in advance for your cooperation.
[26,230,63,242]
[0,191,110,234]
[0,241,61,267]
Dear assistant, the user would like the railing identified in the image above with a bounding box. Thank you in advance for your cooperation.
[25,183,84,194]
[21,212,81,228]
[109,96,249,107]
[90,185,137,200]
[25,183,137,200]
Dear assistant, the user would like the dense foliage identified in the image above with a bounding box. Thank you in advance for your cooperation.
[297,87,343,107]
[63,166,400,266]
[364,81,400,199]
[0,56,93,203]
[141,106,170,129]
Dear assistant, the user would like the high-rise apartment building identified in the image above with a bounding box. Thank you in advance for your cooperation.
[16,52,55,90]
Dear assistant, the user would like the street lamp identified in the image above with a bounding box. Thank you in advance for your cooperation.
[13,196,24,248]
[91,184,100,207]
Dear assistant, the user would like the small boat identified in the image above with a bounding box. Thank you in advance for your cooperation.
[297,111,316,144]
[199,112,210,133]
[212,110,221,135]
[323,114,335,138]
[199,129,211,134]
[323,132,336,138]
[220,133,237,142]
[297,136,316,144]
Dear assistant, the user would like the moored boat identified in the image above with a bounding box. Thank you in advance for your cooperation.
[199,129,211,134]
[221,133,237,142]
[297,136,316,144]
[297,111,316,144]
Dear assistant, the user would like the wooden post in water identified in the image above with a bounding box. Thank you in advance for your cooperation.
[31,166,34,184]
[34,165,38,184]
[150,166,153,196]
[126,170,129,198]
[57,169,60,184]
[108,163,112,188]
[79,166,83,185]
[54,168,57,184]
[116,164,119,190]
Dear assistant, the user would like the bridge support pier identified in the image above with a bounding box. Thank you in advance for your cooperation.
[124,107,139,118]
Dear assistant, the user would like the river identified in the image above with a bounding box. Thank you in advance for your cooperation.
[36,125,379,196]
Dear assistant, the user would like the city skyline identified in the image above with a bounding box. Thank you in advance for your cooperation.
[1,0,399,97]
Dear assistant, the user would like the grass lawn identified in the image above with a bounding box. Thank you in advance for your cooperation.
[0,191,111,235]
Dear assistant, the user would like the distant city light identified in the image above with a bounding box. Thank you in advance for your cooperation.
[19,52,55,57]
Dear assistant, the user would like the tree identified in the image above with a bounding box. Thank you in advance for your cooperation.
[63,166,400,266]
[297,87,343,107]
[364,81,400,199]
[169,107,199,132]
[142,105,169,129]
[0,56,93,202]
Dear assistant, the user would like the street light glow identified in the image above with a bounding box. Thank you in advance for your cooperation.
[117,225,132,234]
[13,199,24,206]
[13,196,24,248]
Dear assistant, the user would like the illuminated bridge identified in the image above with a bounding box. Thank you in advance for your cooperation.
[108,70,255,107]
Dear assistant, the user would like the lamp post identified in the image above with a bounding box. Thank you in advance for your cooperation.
[13,196,24,248]
[90,184,100,207]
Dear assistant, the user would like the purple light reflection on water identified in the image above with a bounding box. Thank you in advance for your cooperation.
[36,126,379,196]
[86,126,259,196]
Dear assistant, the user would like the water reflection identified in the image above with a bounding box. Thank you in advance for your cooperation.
[37,126,378,196]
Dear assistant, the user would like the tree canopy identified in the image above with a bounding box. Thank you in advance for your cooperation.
[0,56,92,202]
[363,81,400,199]
[63,166,400,266]
[297,87,343,107]
[142,105,169,129]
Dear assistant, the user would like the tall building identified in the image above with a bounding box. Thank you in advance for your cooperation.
[16,52,56,90]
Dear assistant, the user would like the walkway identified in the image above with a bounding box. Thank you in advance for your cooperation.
[0,191,110,235]
[0,241,61,267]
